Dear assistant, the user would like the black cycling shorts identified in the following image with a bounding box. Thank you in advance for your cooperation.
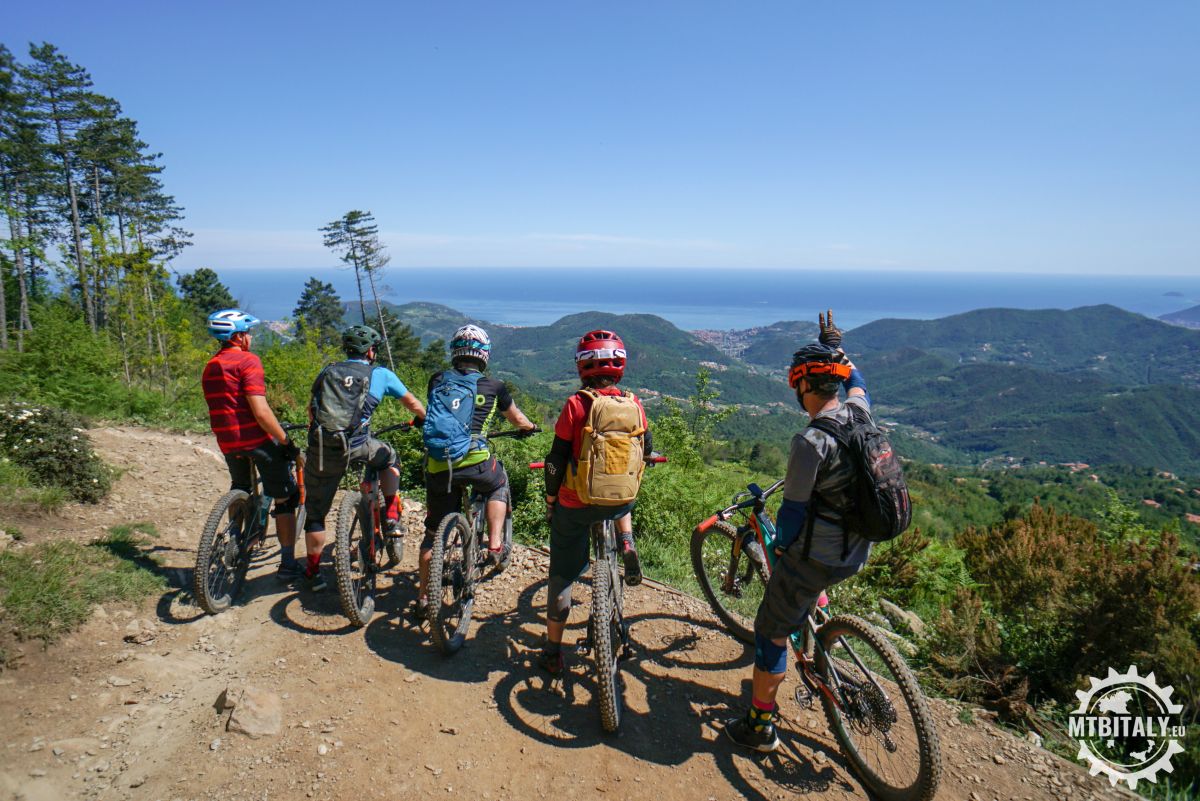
[225,440,298,502]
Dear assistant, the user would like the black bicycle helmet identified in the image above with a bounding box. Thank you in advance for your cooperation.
[788,343,850,391]
[342,325,382,356]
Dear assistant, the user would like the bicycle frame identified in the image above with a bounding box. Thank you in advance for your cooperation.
[697,479,887,709]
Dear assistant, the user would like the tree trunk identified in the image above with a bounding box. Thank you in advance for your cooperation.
[7,178,31,350]
[348,241,367,324]
[366,268,395,370]
[50,104,93,330]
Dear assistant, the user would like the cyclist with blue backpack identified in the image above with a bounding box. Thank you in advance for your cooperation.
[416,325,537,616]
[300,325,427,591]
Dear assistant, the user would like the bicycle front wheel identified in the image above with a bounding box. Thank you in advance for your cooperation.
[334,491,379,627]
[591,522,624,733]
[816,614,941,801]
[194,490,254,614]
[690,520,769,644]
[428,513,478,655]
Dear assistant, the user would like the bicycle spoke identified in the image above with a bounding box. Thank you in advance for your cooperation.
[817,616,939,800]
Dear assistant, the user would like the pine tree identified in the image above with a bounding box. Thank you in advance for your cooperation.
[21,43,100,330]
[293,277,342,346]
[177,267,235,315]
[320,210,394,368]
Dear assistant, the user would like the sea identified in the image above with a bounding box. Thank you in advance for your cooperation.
[212,267,1200,332]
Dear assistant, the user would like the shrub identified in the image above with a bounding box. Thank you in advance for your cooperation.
[0,402,111,503]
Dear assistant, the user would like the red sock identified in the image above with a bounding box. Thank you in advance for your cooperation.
[751,697,776,712]
[306,552,320,575]
[384,494,400,521]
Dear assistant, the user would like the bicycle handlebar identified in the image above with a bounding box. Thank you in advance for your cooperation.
[375,422,414,436]
[695,477,785,533]
[487,426,541,440]
[528,452,666,470]
[282,423,308,433]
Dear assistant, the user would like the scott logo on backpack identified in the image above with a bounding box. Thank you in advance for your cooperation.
[423,371,484,463]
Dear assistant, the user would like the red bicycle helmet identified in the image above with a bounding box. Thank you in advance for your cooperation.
[575,329,627,380]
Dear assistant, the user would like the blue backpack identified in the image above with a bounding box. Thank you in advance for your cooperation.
[423,371,483,463]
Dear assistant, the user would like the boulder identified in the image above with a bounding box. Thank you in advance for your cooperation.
[879,599,927,638]
[225,686,282,739]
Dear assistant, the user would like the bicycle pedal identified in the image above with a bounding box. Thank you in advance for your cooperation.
[794,684,815,710]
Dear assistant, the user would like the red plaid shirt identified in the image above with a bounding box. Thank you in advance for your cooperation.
[203,345,271,455]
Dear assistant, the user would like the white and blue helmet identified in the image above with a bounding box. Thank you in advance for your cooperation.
[450,324,491,367]
[207,309,260,341]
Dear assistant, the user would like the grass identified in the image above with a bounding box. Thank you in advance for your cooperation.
[0,523,166,661]
[0,458,69,516]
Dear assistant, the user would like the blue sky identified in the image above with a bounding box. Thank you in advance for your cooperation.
[7,1,1199,274]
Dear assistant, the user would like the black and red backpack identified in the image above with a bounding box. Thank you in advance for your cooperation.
[804,403,911,560]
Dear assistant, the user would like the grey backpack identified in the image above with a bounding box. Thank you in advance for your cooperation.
[308,361,373,466]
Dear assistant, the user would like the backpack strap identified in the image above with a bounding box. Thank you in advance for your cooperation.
[802,415,853,561]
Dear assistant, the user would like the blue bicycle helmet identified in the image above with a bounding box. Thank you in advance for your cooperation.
[207,309,260,341]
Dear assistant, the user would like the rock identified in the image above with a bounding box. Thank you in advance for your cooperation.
[129,776,146,788]
[123,619,158,645]
[879,599,927,638]
[993,754,1006,765]
[226,687,283,739]
[878,626,918,657]
[317,744,328,756]
[108,676,133,687]
[1025,730,1043,748]
[29,769,47,778]
[210,738,222,751]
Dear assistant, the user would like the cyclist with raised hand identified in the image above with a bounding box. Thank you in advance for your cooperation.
[724,310,876,752]
[536,329,650,675]
[202,309,303,581]
[416,325,536,617]
[301,325,427,591]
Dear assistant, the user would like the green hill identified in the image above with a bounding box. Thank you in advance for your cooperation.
[850,305,1200,387]
[738,320,820,368]
[1161,303,1200,330]
[486,311,790,407]
[372,301,1200,473]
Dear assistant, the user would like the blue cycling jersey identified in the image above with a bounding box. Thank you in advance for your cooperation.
[348,359,409,443]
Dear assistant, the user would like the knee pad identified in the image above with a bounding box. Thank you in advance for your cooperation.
[546,577,572,623]
[271,491,300,516]
[754,631,789,674]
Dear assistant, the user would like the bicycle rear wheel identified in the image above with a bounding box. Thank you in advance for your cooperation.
[591,522,624,732]
[428,512,478,655]
[690,520,769,643]
[816,614,941,801]
[194,490,254,614]
[334,491,381,626]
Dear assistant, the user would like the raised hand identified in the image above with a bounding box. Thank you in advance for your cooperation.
[818,308,843,348]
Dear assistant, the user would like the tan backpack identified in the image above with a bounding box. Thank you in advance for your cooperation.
[568,389,646,506]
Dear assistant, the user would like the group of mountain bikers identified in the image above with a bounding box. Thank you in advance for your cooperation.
[200,306,876,754]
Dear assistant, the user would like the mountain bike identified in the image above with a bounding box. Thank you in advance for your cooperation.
[426,428,538,655]
[334,422,412,627]
[693,481,941,801]
[194,423,308,614]
[529,452,667,733]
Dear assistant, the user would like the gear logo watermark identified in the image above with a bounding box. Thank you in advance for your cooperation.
[1069,665,1186,789]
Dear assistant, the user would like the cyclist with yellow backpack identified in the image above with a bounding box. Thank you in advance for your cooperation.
[537,329,651,674]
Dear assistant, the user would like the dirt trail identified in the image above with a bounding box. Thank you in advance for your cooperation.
[0,426,1139,801]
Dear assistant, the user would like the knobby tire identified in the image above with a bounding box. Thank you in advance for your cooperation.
[591,523,623,733]
[690,520,769,644]
[194,490,254,615]
[428,512,477,655]
[335,491,377,627]
[816,614,941,801]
